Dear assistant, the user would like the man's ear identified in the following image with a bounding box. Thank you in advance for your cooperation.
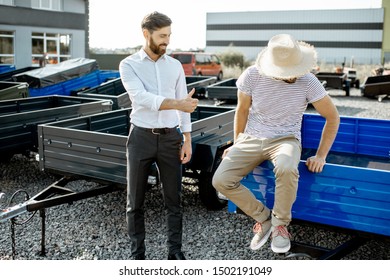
[142,29,149,39]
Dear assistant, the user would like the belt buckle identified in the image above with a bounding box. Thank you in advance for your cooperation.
[152,128,161,135]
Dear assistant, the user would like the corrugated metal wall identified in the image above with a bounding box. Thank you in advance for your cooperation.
[205,8,384,65]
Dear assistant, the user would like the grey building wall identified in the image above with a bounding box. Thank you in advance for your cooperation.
[0,0,88,68]
[89,53,130,70]
[63,0,86,13]
[205,9,384,65]
[0,23,86,67]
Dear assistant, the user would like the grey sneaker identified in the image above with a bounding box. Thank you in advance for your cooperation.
[250,219,272,250]
[271,225,291,253]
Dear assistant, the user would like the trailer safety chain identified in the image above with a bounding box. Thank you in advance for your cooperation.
[4,189,38,259]
[8,190,37,225]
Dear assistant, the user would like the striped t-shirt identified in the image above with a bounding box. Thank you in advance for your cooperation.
[236,65,327,142]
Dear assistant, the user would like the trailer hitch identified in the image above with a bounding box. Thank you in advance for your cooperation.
[0,177,122,258]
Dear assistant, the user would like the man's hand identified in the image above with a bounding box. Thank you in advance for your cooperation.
[306,156,326,173]
[180,88,198,113]
[159,88,198,112]
[222,146,233,158]
[180,138,192,164]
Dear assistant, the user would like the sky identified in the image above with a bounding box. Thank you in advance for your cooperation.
[89,0,382,50]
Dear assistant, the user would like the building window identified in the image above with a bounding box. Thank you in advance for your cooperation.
[0,0,14,6]
[0,31,14,65]
[31,0,62,11]
[32,32,71,65]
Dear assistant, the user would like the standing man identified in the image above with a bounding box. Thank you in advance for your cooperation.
[119,11,198,260]
[212,34,340,254]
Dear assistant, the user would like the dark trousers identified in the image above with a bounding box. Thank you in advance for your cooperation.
[126,124,183,257]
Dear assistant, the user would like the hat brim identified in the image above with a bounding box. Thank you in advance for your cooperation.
[256,41,317,79]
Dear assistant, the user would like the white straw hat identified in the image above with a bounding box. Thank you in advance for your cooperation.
[256,34,317,79]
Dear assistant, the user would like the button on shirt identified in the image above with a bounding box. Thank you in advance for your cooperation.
[119,49,191,133]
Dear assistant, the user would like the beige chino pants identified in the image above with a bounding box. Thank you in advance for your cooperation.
[212,133,301,226]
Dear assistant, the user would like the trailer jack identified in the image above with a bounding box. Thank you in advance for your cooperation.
[0,177,122,259]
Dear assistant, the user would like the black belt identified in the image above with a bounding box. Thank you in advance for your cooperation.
[134,125,178,135]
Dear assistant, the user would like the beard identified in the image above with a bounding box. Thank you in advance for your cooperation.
[149,37,167,56]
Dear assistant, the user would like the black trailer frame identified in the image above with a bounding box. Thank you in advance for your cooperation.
[315,72,351,96]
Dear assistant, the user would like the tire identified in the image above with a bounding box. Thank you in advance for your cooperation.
[0,152,14,163]
[147,163,160,188]
[355,79,360,89]
[284,252,314,260]
[343,81,350,96]
[198,171,227,210]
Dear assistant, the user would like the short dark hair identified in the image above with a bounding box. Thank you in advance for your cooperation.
[141,11,172,32]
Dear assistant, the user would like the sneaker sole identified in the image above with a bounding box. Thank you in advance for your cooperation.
[250,227,272,250]
[271,242,291,253]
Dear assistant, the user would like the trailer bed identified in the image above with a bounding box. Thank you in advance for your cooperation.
[0,81,29,100]
[186,76,217,98]
[38,105,235,209]
[315,72,350,96]
[206,78,238,102]
[77,77,130,109]
[0,95,112,161]
[360,74,390,102]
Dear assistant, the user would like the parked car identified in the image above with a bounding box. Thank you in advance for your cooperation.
[170,51,223,80]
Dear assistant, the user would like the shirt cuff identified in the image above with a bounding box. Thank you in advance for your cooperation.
[153,95,166,111]
[180,124,192,133]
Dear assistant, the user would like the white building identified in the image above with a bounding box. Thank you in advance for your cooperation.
[205,8,385,65]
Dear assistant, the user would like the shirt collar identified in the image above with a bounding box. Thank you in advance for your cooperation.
[139,48,167,61]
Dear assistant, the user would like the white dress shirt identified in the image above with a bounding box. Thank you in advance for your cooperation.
[119,49,191,133]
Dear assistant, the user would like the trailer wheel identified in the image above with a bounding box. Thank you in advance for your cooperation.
[355,79,360,89]
[217,71,223,81]
[198,171,227,210]
[0,152,13,163]
[343,80,350,96]
[147,163,160,189]
[284,252,314,260]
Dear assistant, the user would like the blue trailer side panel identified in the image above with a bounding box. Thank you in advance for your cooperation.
[229,161,390,237]
[302,114,390,158]
[0,65,16,74]
[229,114,390,237]
[28,70,120,97]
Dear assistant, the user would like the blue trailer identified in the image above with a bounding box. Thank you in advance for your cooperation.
[11,58,119,97]
[0,66,39,81]
[0,64,16,74]
[228,114,390,258]
[26,69,119,97]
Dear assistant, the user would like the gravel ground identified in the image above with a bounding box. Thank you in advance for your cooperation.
[0,88,389,260]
